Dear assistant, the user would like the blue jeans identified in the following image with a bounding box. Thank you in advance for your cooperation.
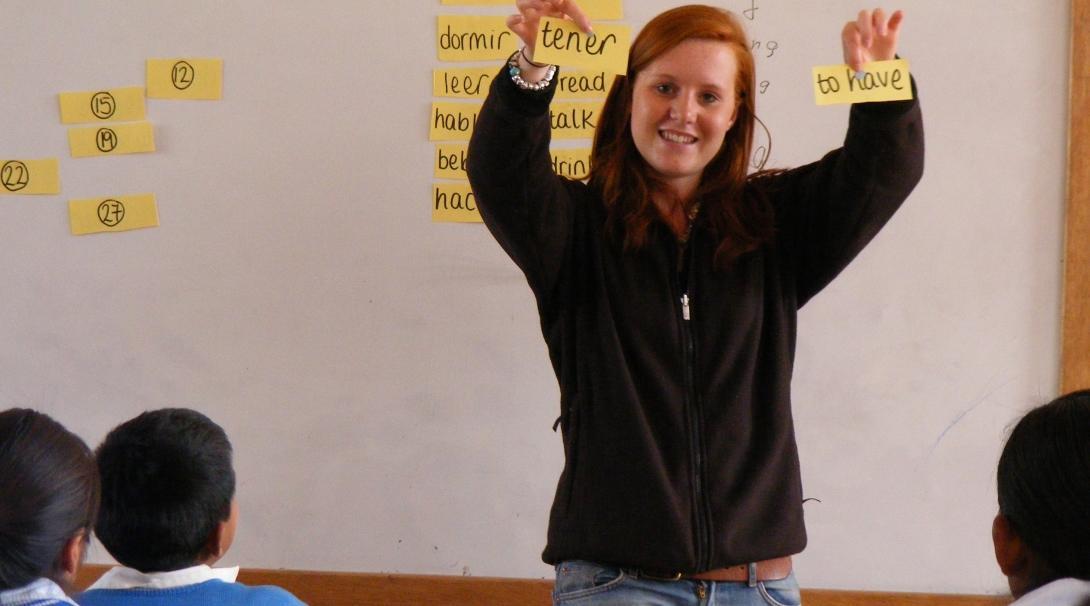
[553,560,802,606]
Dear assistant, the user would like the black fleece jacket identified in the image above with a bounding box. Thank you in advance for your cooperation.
[466,67,924,573]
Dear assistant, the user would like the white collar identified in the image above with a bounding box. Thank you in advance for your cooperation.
[1013,578,1090,605]
[0,578,78,606]
[87,564,240,591]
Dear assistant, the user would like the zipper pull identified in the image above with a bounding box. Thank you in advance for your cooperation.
[681,293,691,321]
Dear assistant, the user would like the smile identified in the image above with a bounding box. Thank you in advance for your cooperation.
[660,130,697,144]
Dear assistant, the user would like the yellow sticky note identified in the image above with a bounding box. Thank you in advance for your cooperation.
[551,148,592,179]
[430,101,599,141]
[550,101,602,139]
[554,69,614,99]
[812,59,912,106]
[437,16,518,61]
[433,182,482,223]
[435,144,469,179]
[582,0,623,20]
[434,145,592,181]
[58,87,146,124]
[533,17,630,75]
[433,68,495,99]
[430,102,481,141]
[69,193,159,235]
[147,58,223,99]
[438,0,622,18]
[68,122,155,158]
[0,159,60,195]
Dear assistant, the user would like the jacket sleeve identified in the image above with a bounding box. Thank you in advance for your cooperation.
[769,77,925,307]
[466,65,577,306]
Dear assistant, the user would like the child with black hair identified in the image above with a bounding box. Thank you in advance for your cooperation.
[992,389,1090,604]
[78,408,304,606]
[0,408,99,606]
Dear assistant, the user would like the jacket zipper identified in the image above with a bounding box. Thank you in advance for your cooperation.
[677,240,712,571]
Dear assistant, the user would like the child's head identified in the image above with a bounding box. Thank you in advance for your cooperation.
[95,408,238,573]
[0,408,99,590]
[993,389,1090,597]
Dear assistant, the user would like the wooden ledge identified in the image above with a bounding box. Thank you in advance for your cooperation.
[74,565,1009,605]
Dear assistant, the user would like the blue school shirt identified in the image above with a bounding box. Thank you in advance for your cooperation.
[0,579,79,606]
[77,579,302,606]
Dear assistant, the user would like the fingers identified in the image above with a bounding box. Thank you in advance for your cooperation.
[509,0,594,51]
[841,21,864,73]
[856,10,873,48]
[555,0,594,34]
[843,8,905,71]
[872,8,887,37]
[887,9,905,34]
[870,8,903,61]
[511,0,552,51]
[506,13,535,49]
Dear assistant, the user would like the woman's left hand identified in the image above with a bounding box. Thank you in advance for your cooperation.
[841,8,904,73]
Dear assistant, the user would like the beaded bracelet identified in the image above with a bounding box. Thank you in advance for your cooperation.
[507,49,556,91]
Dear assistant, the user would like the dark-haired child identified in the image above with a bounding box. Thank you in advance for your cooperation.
[0,408,99,606]
[78,408,304,606]
[992,389,1090,604]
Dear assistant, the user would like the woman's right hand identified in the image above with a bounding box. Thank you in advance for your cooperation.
[841,8,904,73]
[508,0,593,60]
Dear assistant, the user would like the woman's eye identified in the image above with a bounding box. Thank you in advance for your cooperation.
[655,84,673,94]
[701,93,719,103]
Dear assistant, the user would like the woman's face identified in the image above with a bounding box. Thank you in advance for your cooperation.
[630,39,739,199]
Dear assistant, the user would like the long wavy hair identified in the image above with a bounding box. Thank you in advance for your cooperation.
[0,409,99,590]
[588,5,774,266]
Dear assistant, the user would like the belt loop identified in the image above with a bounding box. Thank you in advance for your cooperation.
[746,562,758,588]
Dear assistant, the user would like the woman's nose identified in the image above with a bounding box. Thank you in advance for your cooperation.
[669,94,696,123]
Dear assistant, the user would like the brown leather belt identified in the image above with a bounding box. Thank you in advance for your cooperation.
[636,556,793,583]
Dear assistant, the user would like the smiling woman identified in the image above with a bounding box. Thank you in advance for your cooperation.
[627,38,740,233]
[466,1,923,604]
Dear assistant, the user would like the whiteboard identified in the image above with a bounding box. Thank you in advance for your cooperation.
[0,0,1067,595]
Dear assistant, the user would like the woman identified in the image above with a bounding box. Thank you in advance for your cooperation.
[992,389,1090,605]
[0,409,100,605]
[467,2,923,603]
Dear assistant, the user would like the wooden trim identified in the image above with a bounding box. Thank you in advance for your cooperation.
[1064,0,1090,392]
[801,589,1007,606]
[74,565,1009,605]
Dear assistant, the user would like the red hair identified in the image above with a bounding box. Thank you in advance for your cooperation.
[588,5,774,266]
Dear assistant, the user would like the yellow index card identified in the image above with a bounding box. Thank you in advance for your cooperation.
[68,122,155,158]
[433,182,482,223]
[440,0,622,19]
[551,148,592,179]
[433,67,495,99]
[0,159,60,195]
[533,17,630,75]
[435,144,469,179]
[147,58,223,99]
[69,193,159,235]
[555,69,614,99]
[550,101,603,139]
[438,16,518,62]
[58,87,146,124]
[430,102,481,141]
[581,0,623,20]
[435,144,592,180]
[812,59,912,106]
